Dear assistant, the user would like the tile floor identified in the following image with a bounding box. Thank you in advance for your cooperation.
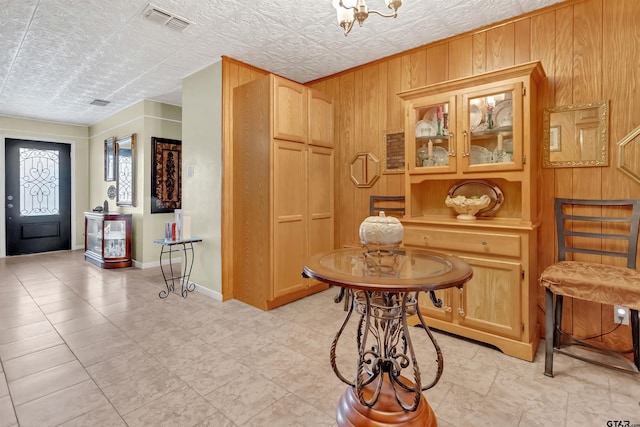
[0,250,638,427]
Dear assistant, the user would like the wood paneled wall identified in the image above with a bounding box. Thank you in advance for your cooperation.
[307,0,640,352]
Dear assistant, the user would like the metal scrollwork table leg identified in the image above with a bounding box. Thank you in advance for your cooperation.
[331,289,443,426]
[158,241,197,299]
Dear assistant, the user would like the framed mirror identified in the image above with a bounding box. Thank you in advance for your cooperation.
[116,133,136,206]
[104,136,116,182]
[382,130,405,174]
[617,125,640,183]
[543,101,609,167]
[350,152,380,188]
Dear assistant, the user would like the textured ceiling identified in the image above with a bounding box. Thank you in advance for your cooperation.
[0,0,564,126]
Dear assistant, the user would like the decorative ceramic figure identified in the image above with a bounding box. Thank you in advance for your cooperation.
[359,211,404,246]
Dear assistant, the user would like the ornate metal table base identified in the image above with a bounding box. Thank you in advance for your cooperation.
[332,291,444,427]
[337,375,437,427]
[154,238,202,299]
[302,247,473,427]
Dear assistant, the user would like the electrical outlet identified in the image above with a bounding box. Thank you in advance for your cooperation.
[614,305,629,325]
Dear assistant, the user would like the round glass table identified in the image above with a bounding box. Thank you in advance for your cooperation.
[303,247,473,427]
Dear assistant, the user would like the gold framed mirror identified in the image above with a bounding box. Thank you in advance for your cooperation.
[617,125,640,183]
[382,130,405,174]
[542,100,609,167]
[350,152,380,188]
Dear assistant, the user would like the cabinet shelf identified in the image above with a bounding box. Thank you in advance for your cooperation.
[402,216,537,230]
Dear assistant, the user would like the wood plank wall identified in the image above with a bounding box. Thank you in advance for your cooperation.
[307,0,640,351]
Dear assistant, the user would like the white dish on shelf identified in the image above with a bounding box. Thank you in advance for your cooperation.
[493,100,513,127]
[470,145,491,164]
[432,146,449,166]
[415,119,437,138]
[503,138,513,153]
[422,107,438,123]
[469,103,484,132]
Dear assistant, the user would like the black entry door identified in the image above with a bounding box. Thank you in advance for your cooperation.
[5,138,71,255]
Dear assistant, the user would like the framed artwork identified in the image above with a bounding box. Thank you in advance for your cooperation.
[104,137,116,181]
[151,137,182,213]
[382,130,405,174]
[549,125,561,152]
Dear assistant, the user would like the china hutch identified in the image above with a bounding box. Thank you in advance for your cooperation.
[84,212,132,269]
[398,61,546,361]
[232,74,335,310]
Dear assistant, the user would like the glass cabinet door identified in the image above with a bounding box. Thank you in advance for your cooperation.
[461,82,523,172]
[103,219,127,259]
[409,96,456,174]
[86,217,102,256]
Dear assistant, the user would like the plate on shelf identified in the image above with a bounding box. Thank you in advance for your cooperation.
[423,107,438,122]
[493,100,513,127]
[415,119,437,138]
[470,145,491,164]
[503,138,513,153]
[469,103,485,132]
[433,146,449,166]
[447,180,504,217]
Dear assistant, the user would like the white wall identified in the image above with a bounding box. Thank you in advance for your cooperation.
[181,61,223,297]
[88,100,182,266]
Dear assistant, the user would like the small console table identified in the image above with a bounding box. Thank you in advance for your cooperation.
[153,237,202,299]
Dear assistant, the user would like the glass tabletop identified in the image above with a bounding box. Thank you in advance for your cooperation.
[303,247,472,292]
[153,237,202,245]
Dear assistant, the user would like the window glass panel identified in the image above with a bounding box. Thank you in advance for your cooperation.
[19,148,60,216]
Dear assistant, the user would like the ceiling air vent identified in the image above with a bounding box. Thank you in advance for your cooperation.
[143,4,191,32]
[90,99,110,107]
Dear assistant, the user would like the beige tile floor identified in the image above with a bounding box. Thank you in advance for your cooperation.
[0,250,638,427]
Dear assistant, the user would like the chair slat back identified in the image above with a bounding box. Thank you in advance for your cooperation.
[554,198,640,269]
[369,195,405,216]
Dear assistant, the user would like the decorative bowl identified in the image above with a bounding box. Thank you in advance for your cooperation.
[445,195,492,221]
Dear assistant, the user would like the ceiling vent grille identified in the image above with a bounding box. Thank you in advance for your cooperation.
[143,4,191,32]
[90,99,110,107]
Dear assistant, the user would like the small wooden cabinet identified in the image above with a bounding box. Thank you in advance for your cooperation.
[398,62,545,361]
[84,212,132,269]
[233,74,334,310]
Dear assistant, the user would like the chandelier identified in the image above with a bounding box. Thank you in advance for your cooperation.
[332,0,403,36]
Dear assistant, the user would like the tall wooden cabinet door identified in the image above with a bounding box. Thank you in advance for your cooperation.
[308,146,334,256]
[273,140,308,299]
[309,90,334,148]
[272,76,308,143]
[456,256,523,340]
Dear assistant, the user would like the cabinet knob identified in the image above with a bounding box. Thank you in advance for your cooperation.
[423,236,429,242]
[482,241,487,246]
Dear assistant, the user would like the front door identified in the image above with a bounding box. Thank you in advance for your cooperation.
[5,138,71,255]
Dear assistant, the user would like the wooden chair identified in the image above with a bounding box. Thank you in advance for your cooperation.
[369,195,405,217]
[540,198,640,377]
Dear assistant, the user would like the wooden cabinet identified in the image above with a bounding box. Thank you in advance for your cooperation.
[398,62,545,361]
[233,74,334,310]
[84,212,132,269]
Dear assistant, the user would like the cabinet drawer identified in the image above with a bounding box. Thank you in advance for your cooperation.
[403,226,520,257]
